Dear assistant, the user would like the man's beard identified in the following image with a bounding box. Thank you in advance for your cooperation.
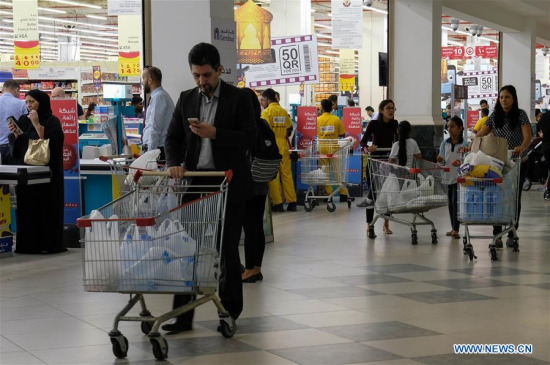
[144,85,150,94]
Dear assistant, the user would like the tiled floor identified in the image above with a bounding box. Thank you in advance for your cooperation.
[1,190,549,364]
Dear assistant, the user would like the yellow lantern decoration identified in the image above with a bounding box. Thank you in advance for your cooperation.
[235,0,273,64]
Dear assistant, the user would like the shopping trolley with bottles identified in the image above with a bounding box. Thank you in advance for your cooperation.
[368,157,449,245]
[76,170,234,361]
[299,138,353,212]
[457,157,521,261]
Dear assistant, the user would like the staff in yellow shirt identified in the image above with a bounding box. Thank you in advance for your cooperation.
[317,99,349,198]
[472,107,489,134]
[260,88,297,212]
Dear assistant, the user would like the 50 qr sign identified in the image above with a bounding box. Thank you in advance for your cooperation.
[280,46,301,75]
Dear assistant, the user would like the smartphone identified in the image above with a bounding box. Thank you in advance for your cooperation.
[7,116,23,135]
[187,118,200,125]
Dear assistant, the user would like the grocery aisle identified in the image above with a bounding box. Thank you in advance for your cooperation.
[1,190,549,365]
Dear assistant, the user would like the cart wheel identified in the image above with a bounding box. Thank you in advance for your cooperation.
[140,321,153,335]
[411,233,418,245]
[522,178,532,191]
[327,202,336,212]
[464,244,477,261]
[150,336,168,360]
[431,231,438,244]
[513,240,520,253]
[347,200,352,209]
[110,334,128,359]
[490,247,498,261]
[304,201,314,212]
[219,317,236,338]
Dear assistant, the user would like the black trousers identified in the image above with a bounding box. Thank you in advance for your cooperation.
[493,161,527,237]
[447,183,459,231]
[0,144,11,165]
[171,176,244,323]
[243,194,267,269]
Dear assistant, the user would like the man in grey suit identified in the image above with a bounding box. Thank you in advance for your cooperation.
[162,43,256,332]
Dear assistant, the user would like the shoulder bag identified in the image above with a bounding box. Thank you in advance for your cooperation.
[24,139,50,166]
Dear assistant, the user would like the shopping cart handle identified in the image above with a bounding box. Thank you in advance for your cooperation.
[133,169,233,183]
[99,154,133,162]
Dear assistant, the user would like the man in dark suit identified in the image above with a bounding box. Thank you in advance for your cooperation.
[162,42,256,332]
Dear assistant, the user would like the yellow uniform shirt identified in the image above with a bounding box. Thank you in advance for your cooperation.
[261,102,292,150]
[317,112,345,139]
[473,116,488,132]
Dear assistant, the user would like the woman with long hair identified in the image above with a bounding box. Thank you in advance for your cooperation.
[389,120,422,168]
[476,85,531,248]
[360,99,398,237]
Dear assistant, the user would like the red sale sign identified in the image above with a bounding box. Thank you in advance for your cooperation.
[467,110,480,129]
[475,46,498,58]
[342,107,362,151]
[442,46,464,60]
[296,106,317,150]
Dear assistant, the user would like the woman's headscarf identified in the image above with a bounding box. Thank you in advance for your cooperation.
[26,89,52,120]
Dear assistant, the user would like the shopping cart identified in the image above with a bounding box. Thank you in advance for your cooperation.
[457,157,521,261]
[299,138,353,212]
[368,158,449,245]
[98,154,134,196]
[76,170,235,361]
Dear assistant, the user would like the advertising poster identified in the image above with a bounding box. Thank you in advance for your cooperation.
[467,110,480,129]
[0,185,12,255]
[475,46,498,59]
[92,65,102,88]
[241,35,319,88]
[339,49,355,92]
[212,18,237,86]
[296,106,317,150]
[13,0,39,69]
[342,107,362,151]
[118,14,141,76]
[234,0,273,65]
[331,0,363,49]
[457,70,498,98]
[52,100,82,224]
[441,46,464,60]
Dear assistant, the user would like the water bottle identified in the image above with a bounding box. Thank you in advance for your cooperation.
[484,185,502,222]
[465,186,483,220]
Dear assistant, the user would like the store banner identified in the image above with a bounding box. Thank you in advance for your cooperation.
[331,0,362,49]
[52,100,82,224]
[342,107,362,151]
[13,0,39,69]
[92,65,102,88]
[475,45,498,58]
[339,49,355,92]
[296,106,317,150]
[441,46,464,60]
[108,0,141,15]
[118,14,141,76]
[0,185,12,255]
[457,70,498,98]
[211,18,237,86]
[467,110,480,129]
[241,35,319,88]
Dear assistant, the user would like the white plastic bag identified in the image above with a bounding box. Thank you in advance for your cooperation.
[399,179,418,204]
[120,223,154,270]
[376,173,400,210]
[417,174,435,196]
[125,149,161,185]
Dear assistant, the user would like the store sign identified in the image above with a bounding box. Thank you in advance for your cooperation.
[13,0,39,69]
[118,14,141,76]
[296,106,317,150]
[441,46,464,60]
[475,46,498,58]
[108,0,141,15]
[339,49,355,92]
[342,107,362,151]
[467,110,480,129]
[0,184,12,255]
[331,0,363,49]
[457,70,498,98]
[52,100,82,224]
[242,35,319,88]
[212,18,237,86]
[93,65,102,88]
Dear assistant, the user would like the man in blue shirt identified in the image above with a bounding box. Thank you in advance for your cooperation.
[141,66,175,160]
[0,79,27,164]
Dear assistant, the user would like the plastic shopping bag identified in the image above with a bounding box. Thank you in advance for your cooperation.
[120,223,154,270]
[417,174,435,196]
[376,173,400,211]
[399,179,418,204]
[125,149,161,185]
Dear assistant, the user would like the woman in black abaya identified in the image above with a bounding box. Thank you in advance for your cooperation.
[9,89,66,254]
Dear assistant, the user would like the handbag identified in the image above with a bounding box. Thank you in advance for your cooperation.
[24,139,50,166]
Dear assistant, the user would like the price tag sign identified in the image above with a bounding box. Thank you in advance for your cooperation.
[479,75,494,93]
[13,0,39,69]
[117,14,141,76]
[14,42,40,70]
[279,45,301,75]
[442,46,464,60]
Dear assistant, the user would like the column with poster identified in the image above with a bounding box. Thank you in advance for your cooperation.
[51,100,82,224]
[212,18,237,86]
[342,107,362,196]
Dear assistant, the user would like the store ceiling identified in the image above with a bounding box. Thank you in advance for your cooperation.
[0,0,119,62]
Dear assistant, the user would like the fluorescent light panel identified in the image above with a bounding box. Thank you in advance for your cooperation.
[49,0,102,10]
[86,14,107,20]
[39,16,117,30]
[38,7,66,14]
[362,6,388,15]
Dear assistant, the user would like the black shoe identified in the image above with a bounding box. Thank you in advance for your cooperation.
[495,238,503,248]
[506,236,517,247]
[544,190,550,201]
[272,204,284,212]
[254,272,263,281]
[242,275,257,283]
[161,322,193,333]
[286,203,297,211]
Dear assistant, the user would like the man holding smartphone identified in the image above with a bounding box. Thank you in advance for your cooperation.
[163,43,256,333]
[0,79,27,164]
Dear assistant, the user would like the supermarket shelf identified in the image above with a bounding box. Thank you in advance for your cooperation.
[81,80,140,85]
[81,92,103,96]
[20,89,78,92]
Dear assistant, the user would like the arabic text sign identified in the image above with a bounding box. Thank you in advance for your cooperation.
[212,18,237,86]
[108,0,141,15]
[441,46,464,60]
[475,46,498,58]
[296,106,317,150]
[243,35,319,88]
[13,0,39,70]
[332,0,363,49]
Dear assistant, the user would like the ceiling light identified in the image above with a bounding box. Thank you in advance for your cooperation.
[0,1,13,6]
[39,22,118,37]
[38,29,118,43]
[38,7,67,14]
[326,50,339,55]
[362,6,387,14]
[0,10,13,15]
[49,0,102,10]
[86,14,108,20]
[40,36,59,41]
[318,42,332,47]
[39,16,117,30]
[317,34,332,39]
[314,23,331,29]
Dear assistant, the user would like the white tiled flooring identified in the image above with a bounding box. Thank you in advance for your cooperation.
[1,190,549,364]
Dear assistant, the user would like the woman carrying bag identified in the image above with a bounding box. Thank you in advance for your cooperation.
[8,89,66,254]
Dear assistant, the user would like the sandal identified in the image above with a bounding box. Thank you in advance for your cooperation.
[451,231,460,239]
[446,231,454,236]
[383,226,393,235]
